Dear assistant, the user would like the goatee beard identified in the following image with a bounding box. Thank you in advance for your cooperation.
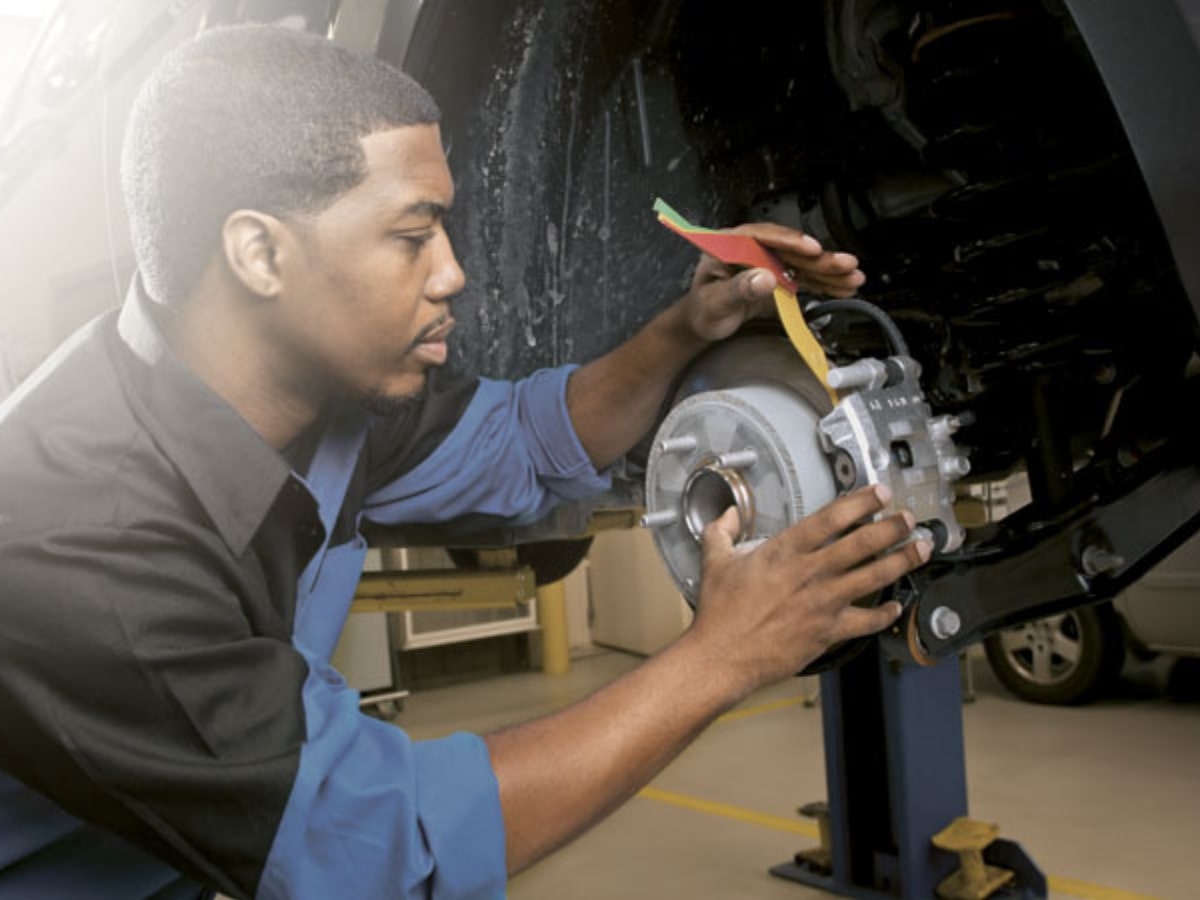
[361,380,429,417]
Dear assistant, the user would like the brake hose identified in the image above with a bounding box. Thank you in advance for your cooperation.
[805,298,911,358]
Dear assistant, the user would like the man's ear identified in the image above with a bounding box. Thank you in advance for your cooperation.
[221,210,288,299]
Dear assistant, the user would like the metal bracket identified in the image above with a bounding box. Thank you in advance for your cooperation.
[351,566,536,613]
[909,437,1200,660]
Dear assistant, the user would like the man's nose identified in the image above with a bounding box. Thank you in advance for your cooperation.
[428,230,466,301]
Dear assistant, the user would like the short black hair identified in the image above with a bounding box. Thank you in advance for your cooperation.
[121,24,442,305]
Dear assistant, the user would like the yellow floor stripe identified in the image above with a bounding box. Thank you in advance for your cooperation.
[637,786,818,838]
[636,788,1163,900]
[1046,875,1163,900]
[715,695,807,725]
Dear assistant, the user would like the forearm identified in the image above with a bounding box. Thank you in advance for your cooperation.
[484,630,744,874]
[566,300,708,470]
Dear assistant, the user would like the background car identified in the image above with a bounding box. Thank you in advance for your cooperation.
[986,532,1200,703]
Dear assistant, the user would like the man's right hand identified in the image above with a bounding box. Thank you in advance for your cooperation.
[486,483,928,876]
[684,484,930,696]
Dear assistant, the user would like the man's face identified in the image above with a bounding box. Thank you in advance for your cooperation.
[277,124,464,410]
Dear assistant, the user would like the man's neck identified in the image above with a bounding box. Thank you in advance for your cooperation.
[160,279,327,450]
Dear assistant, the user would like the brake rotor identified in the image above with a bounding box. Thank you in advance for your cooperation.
[644,336,835,604]
[641,334,897,674]
[645,382,836,604]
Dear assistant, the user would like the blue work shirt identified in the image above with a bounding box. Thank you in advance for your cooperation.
[0,282,610,898]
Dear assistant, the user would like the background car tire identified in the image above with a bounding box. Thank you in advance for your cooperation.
[984,603,1126,705]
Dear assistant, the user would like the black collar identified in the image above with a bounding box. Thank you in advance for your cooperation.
[115,280,291,556]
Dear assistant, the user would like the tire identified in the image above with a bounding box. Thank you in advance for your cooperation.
[395,0,713,384]
[984,603,1126,705]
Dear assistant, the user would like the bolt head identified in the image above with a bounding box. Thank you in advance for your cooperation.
[929,606,962,640]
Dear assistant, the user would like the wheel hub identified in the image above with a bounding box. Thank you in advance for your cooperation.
[1000,614,1081,685]
[643,381,836,606]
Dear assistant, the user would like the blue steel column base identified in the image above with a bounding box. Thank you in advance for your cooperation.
[769,861,898,900]
[983,839,1048,900]
[769,642,1046,899]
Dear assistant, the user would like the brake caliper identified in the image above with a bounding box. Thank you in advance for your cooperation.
[819,355,970,553]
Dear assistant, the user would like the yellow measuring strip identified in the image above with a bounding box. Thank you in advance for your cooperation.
[774,284,839,407]
[652,197,838,406]
[636,786,1164,900]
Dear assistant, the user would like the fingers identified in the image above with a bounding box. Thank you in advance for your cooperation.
[730,221,828,258]
[700,506,740,564]
[797,269,866,300]
[821,541,928,609]
[728,221,865,298]
[830,601,904,644]
[694,254,734,285]
[791,250,861,279]
[769,486,930,615]
[740,271,782,320]
[688,480,928,688]
[776,485,891,555]
[813,509,916,575]
[743,269,777,298]
[695,235,863,308]
[686,267,779,341]
[793,254,866,298]
[695,261,775,300]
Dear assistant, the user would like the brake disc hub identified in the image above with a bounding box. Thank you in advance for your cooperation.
[643,382,836,606]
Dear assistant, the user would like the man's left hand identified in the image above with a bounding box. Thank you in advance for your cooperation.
[681,222,866,344]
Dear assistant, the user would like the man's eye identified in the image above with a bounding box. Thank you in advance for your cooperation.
[394,231,434,249]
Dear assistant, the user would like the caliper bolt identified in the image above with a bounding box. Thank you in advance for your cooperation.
[827,359,889,392]
[929,416,955,440]
[929,606,962,640]
[940,455,971,479]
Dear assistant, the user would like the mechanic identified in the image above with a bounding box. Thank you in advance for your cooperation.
[0,25,930,900]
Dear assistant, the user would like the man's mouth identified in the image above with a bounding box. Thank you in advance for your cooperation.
[420,319,456,344]
[410,318,455,366]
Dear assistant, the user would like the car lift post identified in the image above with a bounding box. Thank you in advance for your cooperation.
[771,642,1047,899]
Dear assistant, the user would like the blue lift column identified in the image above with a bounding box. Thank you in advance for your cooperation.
[770,642,1047,899]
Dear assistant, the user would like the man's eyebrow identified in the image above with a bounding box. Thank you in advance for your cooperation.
[393,200,450,222]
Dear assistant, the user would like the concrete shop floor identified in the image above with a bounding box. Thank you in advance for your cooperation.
[393,647,1200,900]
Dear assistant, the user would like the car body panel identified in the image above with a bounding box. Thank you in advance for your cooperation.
[1062,0,1200,319]
[1116,534,1200,654]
